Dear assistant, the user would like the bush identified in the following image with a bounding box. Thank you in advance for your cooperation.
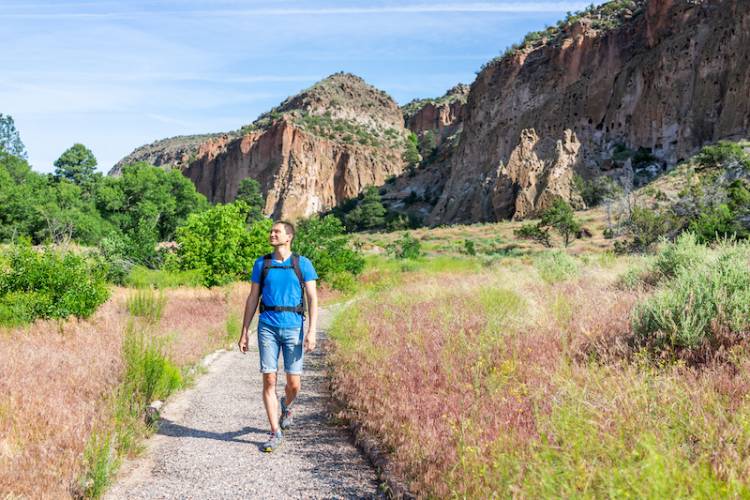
[534,251,579,283]
[326,271,358,294]
[616,206,672,253]
[574,175,621,207]
[125,266,203,289]
[463,239,477,256]
[0,241,110,326]
[632,240,750,361]
[387,233,422,259]
[175,203,271,287]
[514,223,551,247]
[540,199,581,247]
[696,141,750,170]
[294,215,365,281]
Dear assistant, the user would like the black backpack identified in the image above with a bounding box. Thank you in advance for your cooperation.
[257,253,305,317]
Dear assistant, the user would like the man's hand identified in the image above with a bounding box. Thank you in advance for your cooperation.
[238,333,249,354]
[303,330,317,353]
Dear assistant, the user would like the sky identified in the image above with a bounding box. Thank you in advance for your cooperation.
[0,0,590,173]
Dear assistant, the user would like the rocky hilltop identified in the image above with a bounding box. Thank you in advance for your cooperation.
[113,73,409,220]
[429,0,750,223]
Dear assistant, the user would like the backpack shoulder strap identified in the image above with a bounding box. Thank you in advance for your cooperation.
[258,253,273,292]
[291,254,306,315]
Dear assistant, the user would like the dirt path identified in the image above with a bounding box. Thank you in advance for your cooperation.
[106,306,380,499]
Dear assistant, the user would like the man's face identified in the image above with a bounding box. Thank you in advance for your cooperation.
[269,224,292,247]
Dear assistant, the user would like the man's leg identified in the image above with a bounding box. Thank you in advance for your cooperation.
[284,373,301,406]
[262,372,280,432]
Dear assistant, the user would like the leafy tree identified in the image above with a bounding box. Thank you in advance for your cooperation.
[294,215,365,280]
[96,161,208,242]
[345,186,387,231]
[419,131,437,159]
[0,114,27,159]
[539,199,582,247]
[236,177,265,222]
[175,202,271,287]
[402,132,421,171]
[54,143,98,186]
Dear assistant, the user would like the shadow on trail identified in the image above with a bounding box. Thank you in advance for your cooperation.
[157,419,267,445]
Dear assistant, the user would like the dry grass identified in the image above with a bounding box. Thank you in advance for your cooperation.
[0,283,251,498]
[328,253,750,497]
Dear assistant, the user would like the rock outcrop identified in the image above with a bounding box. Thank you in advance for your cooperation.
[429,0,750,224]
[113,73,408,220]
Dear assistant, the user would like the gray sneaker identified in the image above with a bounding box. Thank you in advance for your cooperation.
[261,430,283,453]
[279,396,294,430]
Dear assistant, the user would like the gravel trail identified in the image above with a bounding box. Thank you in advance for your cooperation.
[106,306,380,499]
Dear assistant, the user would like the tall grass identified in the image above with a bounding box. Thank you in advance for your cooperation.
[328,253,750,496]
[534,250,580,283]
[126,289,167,323]
[126,265,203,289]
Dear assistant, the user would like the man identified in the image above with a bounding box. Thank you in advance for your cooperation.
[238,221,318,453]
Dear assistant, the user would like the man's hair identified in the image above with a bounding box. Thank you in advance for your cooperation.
[273,220,295,239]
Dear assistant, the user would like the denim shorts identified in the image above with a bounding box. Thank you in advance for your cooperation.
[257,321,304,375]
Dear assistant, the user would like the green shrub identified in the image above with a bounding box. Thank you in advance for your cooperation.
[127,289,167,323]
[122,323,183,407]
[125,266,203,289]
[574,175,621,207]
[294,215,365,281]
[616,206,672,253]
[696,141,750,170]
[652,232,706,280]
[327,271,358,294]
[534,251,579,283]
[514,223,551,247]
[175,203,271,287]
[632,239,750,361]
[0,241,110,326]
[540,199,582,247]
[387,233,422,259]
[463,239,477,256]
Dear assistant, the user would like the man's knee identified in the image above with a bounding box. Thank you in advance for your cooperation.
[286,374,301,392]
[263,373,277,391]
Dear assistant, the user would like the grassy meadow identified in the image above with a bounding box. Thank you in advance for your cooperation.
[327,225,750,497]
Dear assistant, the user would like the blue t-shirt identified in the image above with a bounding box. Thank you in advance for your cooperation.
[251,254,318,328]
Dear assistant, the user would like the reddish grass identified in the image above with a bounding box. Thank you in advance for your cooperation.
[0,283,250,498]
[328,266,647,497]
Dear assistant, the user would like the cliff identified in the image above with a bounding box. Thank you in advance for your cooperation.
[429,0,750,224]
[113,73,409,220]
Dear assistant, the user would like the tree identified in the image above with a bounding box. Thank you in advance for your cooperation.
[0,114,27,159]
[539,199,582,247]
[345,186,386,230]
[294,215,365,280]
[402,132,421,172]
[176,203,272,287]
[419,131,437,159]
[236,178,265,222]
[54,143,98,186]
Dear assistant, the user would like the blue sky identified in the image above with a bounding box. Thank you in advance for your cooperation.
[1,0,589,173]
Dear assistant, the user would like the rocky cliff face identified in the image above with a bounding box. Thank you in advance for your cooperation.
[113,73,408,220]
[429,0,750,224]
[403,84,468,146]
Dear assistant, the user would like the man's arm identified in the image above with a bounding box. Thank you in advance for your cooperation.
[238,282,261,354]
[303,280,318,352]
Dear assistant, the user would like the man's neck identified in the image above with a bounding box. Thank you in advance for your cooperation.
[273,245,292,261]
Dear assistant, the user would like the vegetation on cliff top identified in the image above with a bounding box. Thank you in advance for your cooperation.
[481,0,646,72]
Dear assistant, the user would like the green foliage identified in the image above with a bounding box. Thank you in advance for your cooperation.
[463,239,477,256]
[403,132,421,169]
[574,175,621,207]
[79,431,116,498]
[539,199,582,247]
[0,152,113,245]
[294,111,385,147]
[534,251,579,283]
[125,266,203,289]
[95,162,208,266]
[0,241,110,326]
[514,223,551,247]
[175,203,272,287]
[294,215,365,280]
[54,143,98,186]
[696,141,750,170]
[616,207,672,253]
[235,178,265,222]
[344,186,387,231]
[387,232,422,259]
[127,289,167,323]
[0,113,27,159]
[122,322,183,407]
[632,237,750,360]
[418,131,437,159]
